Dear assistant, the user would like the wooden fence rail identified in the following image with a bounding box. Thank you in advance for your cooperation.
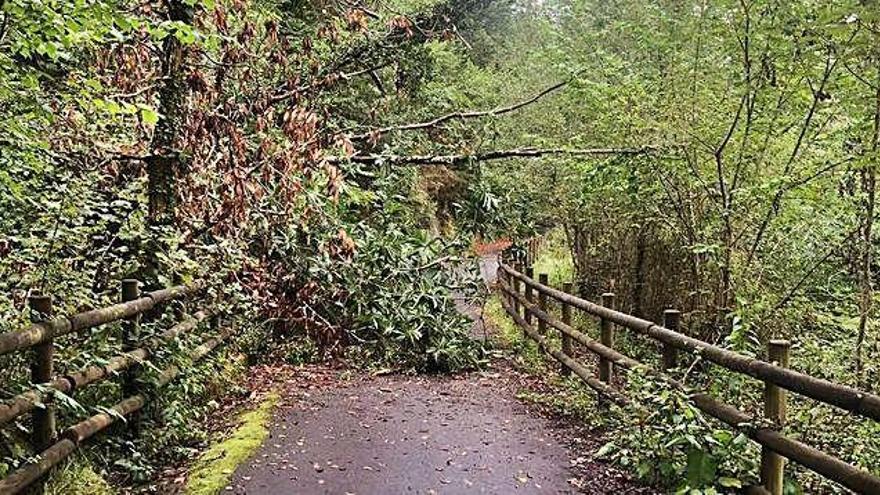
[0,279,227,495]
[497,261,880,495]
[0,283,202,356]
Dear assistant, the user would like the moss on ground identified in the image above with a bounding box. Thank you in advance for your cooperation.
[184,393,279,495]
[45,457,114,495]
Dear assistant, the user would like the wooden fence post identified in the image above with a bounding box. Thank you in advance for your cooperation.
[524,267,535,325]
[537,273,548,334]
[761,339,790,495]
[527,238,534,266]
[560,282,573,376]
[498,267,507,306]
[28,293,55,457]
[661,310,681,371]
[508,270,515,308]
[507,264,519,314]
[599,293,615,383]
[507,264,515,315]
[121,279,141,432]
[532,237,538,265]
[498,252,505,297]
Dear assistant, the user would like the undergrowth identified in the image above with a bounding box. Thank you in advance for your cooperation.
[45,457,115,495]
[530,230,574,288]
[483,295,545,374]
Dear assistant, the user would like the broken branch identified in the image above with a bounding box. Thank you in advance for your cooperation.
[348,77,577,141]
[327,146,660,167]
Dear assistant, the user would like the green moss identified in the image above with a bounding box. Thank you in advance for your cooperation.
[46,457,114,495]
[184,393,279,495]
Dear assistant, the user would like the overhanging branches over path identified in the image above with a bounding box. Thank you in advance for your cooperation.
[347,77,576,141]
[328,146,662,167]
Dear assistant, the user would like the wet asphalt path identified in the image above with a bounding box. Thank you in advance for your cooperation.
[230,374,579,494]
[228,250,649,494]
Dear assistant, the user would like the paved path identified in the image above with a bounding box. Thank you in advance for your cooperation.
[230,369,647,494]
[230,253,649,494]
[232,373,577,494]
[453,251,499,341]
[478,251,500,286]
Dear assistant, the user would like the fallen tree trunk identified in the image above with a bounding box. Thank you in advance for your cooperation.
[327,146,660,167]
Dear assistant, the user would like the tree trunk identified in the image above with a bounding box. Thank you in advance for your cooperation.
[855,62,880,380]
[631,226,646,318]
[144,0,193,284]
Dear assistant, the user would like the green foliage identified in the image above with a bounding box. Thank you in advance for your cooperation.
[107,346,246,483]
[515,375,603,425]
[531,229,574,287]
[484,294,545,373]
[598,370,758,493]
[4,0,880,491]
[439,2,880,489]
[483,295,520,349]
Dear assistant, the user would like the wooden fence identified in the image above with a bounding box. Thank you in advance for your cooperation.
[0,278,228,494]
[497,257,880,494]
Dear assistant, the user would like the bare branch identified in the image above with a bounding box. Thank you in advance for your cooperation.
[770,226,861,313]
[348,76,577,141]
[784,156,854,191]
[327,146,663,167]
[746,41,847,265]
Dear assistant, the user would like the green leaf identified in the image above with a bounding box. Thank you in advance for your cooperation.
[718,477,742,488]
[140,106,159,126]
[596,442,617,458]
[686,448,716,487]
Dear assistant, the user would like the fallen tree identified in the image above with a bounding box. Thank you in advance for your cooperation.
[328,146,662,166]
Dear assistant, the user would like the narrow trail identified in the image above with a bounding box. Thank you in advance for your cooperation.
[229,252,649,494]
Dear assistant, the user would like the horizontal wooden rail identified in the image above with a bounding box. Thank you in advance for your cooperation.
[499,295,628,405]
[498,278,880,494]
[500,281,641,369]
[0,325,232,495]
[0,282,203,356]
[501,264,880,423]
[0,311,211,426]
[0,277,216,494]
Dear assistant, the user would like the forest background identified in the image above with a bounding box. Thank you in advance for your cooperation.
[1,0,879,493]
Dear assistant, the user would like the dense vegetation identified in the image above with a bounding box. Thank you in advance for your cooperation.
[0,0,497,486]
[465,2,880,493]
[1,0,879,492]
